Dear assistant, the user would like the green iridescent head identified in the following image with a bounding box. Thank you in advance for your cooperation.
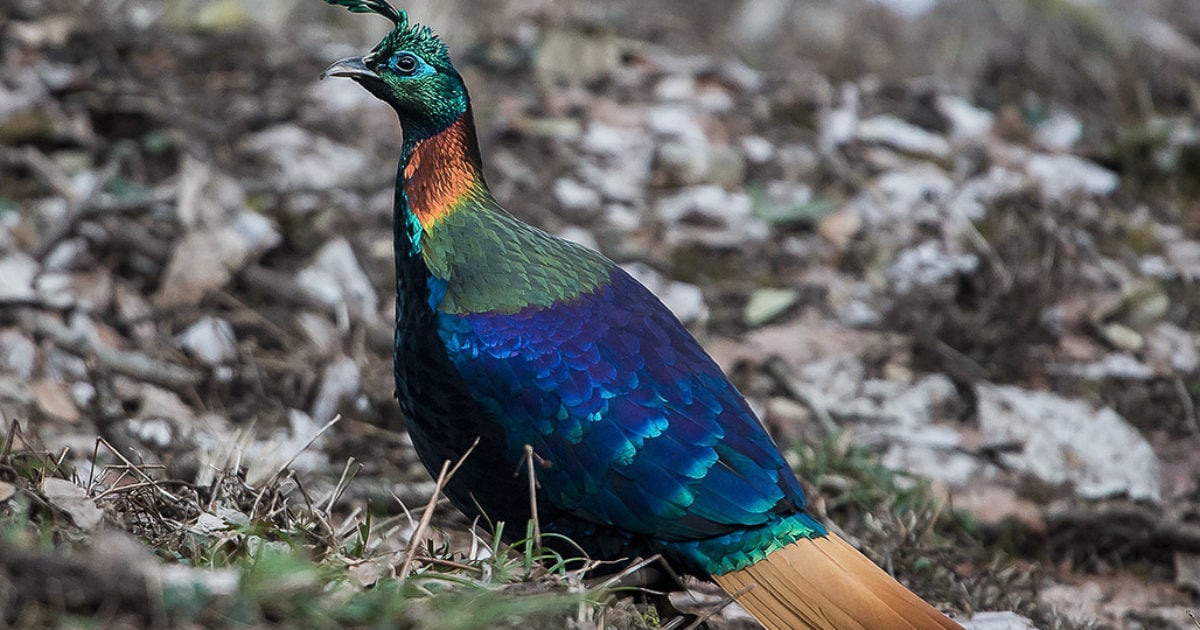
[322,1,468,139]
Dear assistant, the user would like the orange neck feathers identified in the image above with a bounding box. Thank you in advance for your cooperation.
[402,109,487,230]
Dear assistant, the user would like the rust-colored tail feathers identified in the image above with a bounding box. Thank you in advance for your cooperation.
[712,534,961,630]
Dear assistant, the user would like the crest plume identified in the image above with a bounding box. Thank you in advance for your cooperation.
[323,0,406,26]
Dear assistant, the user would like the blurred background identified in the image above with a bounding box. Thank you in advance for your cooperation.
[1,0,1199,627]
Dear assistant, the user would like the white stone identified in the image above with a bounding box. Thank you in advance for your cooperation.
[1051,353,1156,381]
[44,238,87,272]
[976,384,1161,501]
[556,226,599,251]
[553,177,601,213]
[0,329,36,378]
[1035,111,1084,152]
[740,135,775,164]
[239,124,369,191]
[621,262,707,324]
[887,241,979,294]
[1025,153,1119,201]
[936,95,994,141]
[0,254,38,301]
[311,356,360,424]
[961,611,1039,630]
[657,185,752,224]
[296,238,379,322]
[819,84,860,154]
[176,317,237,366]
[857,115,951,159]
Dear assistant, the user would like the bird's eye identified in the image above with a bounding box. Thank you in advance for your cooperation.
[394,53,418,75]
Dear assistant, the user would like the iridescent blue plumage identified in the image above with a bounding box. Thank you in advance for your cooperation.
[435,266,826,573]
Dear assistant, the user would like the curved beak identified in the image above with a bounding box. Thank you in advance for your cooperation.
[321,56,380,81]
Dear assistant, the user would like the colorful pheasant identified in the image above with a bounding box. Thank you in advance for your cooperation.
[321,2,960,628]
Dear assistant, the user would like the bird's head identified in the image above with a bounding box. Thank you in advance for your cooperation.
[322,1,467,140]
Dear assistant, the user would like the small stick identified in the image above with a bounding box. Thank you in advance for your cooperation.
[33,318,201,391]
[251,415,344,516]
[398,438,478,579]
[523,444,543,551]
[94,437,180,503]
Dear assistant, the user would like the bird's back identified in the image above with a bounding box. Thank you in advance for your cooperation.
[397,200,825,571]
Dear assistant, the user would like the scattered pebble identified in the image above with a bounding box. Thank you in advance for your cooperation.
[857,115,951,159]
[1025,152,1119,201]
[621,262,707,324]
[296,238,379,323]
[176,317,238,366]
[977,384,1161,501]
[886,241,979,294]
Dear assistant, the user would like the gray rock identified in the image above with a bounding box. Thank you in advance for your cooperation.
[0,254,38,301]
[656,185,731,224]
[1165,239,1200,279]
[798,357,979,486]
[654,75,695,102]
[311,356,360,425]
[1035,111,1084,152]
[43,238,88,272]
[819,85,860,154]
[887,241,979,294]
[1051,352,1155,381]
[857,115,951,159]
[239,124,368,191]
[35,272,74,310]
[0,329,36,379]
[961,611,1038,630]
[851,165,957,241]
[1144,323,1199,374]
[230,211,282,255]
[976,384,1161,501]
[621,262,706,324]
[936,95,994,141]
[0,66,49,119]
[296,238,379,323]
[603,203,642,231]
[740,135,774,164]
[176,317,237,366]
[1025,153,1119,201]
[949,166,1026,222]
[552,177,601,216]
[656,185,768,248]
[556,226,599,251]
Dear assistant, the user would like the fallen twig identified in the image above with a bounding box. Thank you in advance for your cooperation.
[32,317,201,391]
[398,438,478,579]
[240,263,394,354]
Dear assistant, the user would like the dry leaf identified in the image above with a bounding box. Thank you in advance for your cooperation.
[41,477,103,529]
[31,378,80,423]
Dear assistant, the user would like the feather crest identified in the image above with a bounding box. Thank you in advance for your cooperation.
[322,0,407,26]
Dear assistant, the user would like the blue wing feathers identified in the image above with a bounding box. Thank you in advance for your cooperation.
[435,265,816,568]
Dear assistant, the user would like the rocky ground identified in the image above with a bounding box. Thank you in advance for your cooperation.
[2,0,1200,627]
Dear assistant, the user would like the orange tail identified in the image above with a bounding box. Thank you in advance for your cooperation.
[711,534,961,630]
